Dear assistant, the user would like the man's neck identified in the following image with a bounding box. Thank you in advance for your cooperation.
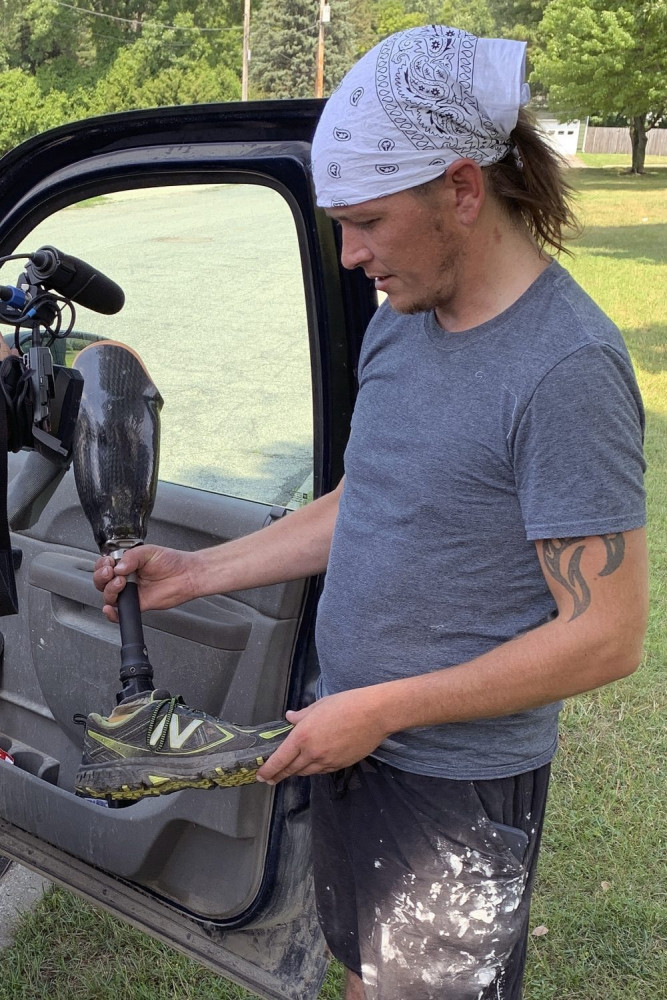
[434,222,550,333]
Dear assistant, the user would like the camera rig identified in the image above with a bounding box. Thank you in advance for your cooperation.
[0,245,126,459]
[0,247,124,615]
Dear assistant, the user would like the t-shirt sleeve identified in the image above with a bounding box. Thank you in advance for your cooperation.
[513,343,646,541]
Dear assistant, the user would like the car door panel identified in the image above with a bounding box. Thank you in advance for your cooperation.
[0,800,324,1000]
[2,449,306,916]
[0,101,375,998]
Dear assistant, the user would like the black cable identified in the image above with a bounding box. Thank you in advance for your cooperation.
[0,254,32,269]
[52,301,77,339]
[49,312,63,342]
[3,293,64,330]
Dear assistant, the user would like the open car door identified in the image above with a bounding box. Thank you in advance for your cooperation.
[0,102,375,999]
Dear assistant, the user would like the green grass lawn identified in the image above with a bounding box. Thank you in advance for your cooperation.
[0,168,665,999]
[577,152,667,169]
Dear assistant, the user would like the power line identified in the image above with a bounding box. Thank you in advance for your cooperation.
[89,29,202,50]
[49,1,241,33]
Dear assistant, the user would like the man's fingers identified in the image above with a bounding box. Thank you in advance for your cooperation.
[114,550,144,574]
[93,567,114,591]
[92,557,114,587]
[102,572,126,601]
[285,707,309,723]
[257,741,304,783]
[257,761,306,785]
[257,759,338,784]
[93,556,129,599]
[102,603,119,624]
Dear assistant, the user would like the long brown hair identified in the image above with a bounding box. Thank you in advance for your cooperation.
[484,108,580,255]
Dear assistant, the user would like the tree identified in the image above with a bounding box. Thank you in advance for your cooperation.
[367,0,494,41]
[323,0,358,89]
[0,0,245,150]
[250,0,357,98]
[90,8,241,113]
[249,0,317,99]
[533,0,667,173]
[0,68,70,154]
[485,0,548,39]
[348,0,378,57]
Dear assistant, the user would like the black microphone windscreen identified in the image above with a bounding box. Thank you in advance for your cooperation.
[31,247,125,315]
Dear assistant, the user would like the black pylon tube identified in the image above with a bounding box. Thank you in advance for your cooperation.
[116,579,154,701]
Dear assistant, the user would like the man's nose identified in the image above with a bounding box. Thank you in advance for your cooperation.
[340,227,372,271]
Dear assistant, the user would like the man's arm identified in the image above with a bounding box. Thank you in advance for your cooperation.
[258,526,648,783]
[94,477,344,620]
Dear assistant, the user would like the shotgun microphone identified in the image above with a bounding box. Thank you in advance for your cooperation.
[28,246,125,315]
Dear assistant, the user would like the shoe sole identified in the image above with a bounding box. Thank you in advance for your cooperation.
[75,738,287,801]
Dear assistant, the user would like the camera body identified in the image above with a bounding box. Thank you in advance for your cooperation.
[0,349,83,459]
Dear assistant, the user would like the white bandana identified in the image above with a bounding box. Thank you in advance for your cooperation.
[312,25,530,208]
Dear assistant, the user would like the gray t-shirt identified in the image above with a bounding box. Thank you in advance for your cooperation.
[315,260,646,780]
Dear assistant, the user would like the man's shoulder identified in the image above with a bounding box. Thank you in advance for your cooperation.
[515,260,630,369]
[545,261,620,338]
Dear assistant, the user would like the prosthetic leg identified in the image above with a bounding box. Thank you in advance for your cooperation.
[72,342,293,800]
[72,341,162,705]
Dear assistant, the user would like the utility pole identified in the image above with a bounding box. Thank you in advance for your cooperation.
[315,0,330,98]
[241,0,251,101]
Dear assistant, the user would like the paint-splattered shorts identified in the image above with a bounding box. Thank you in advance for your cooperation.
[310,758,550,1000]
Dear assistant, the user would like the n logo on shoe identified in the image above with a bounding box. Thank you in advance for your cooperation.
[149,715,203,750]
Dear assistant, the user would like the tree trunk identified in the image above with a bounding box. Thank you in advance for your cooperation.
[629,115,648,173]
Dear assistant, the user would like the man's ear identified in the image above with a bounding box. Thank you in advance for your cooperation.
[446,158,485,225]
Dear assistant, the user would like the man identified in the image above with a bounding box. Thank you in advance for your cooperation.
[86,26,647,1000]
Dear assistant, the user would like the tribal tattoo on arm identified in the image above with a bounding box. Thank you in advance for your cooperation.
[541,534,626,621]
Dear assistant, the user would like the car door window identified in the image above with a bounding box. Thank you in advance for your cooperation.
[13,183,313,508]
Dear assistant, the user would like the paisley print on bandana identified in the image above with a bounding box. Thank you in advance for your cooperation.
[376,28,505,162]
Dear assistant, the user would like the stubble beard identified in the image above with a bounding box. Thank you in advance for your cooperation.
[390,240,463,317]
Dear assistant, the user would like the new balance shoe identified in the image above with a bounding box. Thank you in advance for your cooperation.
[75,689,293,801]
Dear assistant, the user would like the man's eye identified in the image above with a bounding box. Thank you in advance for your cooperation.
[357,219,378,231]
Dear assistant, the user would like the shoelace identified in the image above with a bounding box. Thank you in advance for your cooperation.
[146,696,182,751]
[144,696,222,750]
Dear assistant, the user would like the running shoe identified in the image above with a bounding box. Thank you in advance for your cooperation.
[75,689,293,801]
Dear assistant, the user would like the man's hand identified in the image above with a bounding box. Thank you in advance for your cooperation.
[0,339,19,361]
[256,688,390,784]
[93,545,199,622]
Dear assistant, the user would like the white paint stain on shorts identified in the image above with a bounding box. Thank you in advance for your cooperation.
[363,845,528,999]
